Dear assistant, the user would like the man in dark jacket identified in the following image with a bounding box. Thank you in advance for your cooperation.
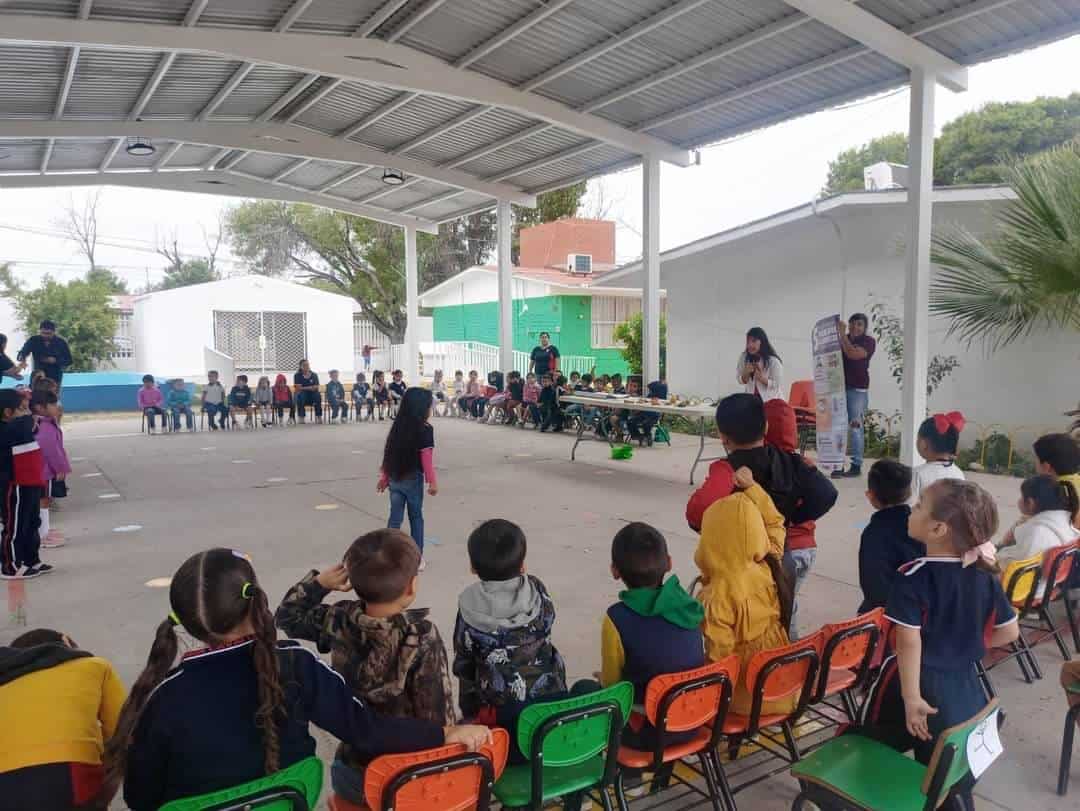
[17,320,72,386]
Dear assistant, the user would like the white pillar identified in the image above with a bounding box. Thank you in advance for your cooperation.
[900,69,935,465]
[642,155,661,382]
[404,222,420,383]
[497,199,514,374]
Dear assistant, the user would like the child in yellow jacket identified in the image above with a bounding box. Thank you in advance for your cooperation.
[695,466,794,716]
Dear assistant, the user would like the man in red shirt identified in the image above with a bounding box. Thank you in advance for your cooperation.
[833,313,877,479]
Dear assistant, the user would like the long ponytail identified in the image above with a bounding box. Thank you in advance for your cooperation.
[764,555,794,634]
[248,586,284,774]
[102,617,179,801]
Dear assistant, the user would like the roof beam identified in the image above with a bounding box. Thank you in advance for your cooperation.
[152,140,184,171]
[0,120,535,205]
[0,16,691,166]
[127,0,208,120]
[381,0,447,43]
[194,0,313,121]
[39,139,54,174]
[351,175,424,206]
[0,169,439,233]
[99,137,123,172]
[399,188,463,214]
[337,0,576,141]
[353,0,412,38]
[637,0,1011,136]
[781,0,967,91]
[318,165,371,193]
[273,158,309,182]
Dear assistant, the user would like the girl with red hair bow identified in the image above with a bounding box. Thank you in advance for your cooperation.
[910,412,967,503]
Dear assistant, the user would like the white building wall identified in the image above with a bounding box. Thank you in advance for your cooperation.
[134,276,356,381]
[0,298,27,360]
[665,202,1079,438]
[420,270,551,308]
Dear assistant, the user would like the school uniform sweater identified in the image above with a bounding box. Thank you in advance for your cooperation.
[124,638,443,811]
[857,504,925,613]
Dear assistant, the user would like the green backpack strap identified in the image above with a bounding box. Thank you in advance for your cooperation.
[515,682,633,767]
[157,755,323,811]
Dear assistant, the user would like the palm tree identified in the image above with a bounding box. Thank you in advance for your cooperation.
[929,141,1080,349]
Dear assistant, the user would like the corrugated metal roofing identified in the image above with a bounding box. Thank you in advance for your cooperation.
[0,0,1077,225]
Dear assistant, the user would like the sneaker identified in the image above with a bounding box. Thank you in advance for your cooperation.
[2,564,44,579]
[845,465,862,478]
[0,565,16,579]
[418,558,427,572]
[24,563,53,577]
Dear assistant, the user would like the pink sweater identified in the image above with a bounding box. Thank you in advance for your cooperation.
[35,417,71,480]
[137,387,164,409]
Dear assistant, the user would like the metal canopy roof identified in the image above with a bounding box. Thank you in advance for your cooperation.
[0,0,1077,232]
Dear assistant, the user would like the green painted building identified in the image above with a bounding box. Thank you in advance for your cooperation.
[418,219,658,376]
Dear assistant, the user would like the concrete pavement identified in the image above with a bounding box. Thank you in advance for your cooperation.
[3,413,1074,809]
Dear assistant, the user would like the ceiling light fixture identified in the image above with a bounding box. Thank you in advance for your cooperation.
[125,137,155,157]
[381,168,405,186]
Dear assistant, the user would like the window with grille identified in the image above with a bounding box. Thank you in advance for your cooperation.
[213,311,307,373]
[109,311,133,359]
[591,296,641,348]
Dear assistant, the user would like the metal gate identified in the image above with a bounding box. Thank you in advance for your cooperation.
[213,311,307,373]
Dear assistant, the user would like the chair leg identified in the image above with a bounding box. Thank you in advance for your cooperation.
[613,770,630,811]
[697,752,725,811]
[841,690,859,723]
[1042,605,1072,660]
[1064,594,1080,655]
[1060,704,1080,796]
[1015,632,1043,681]
[975,660,996,702]
[710,751,738,811]
[598,785,614,811]
[781,721,801,762]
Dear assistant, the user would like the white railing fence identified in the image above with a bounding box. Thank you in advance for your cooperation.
[369,342,597,382]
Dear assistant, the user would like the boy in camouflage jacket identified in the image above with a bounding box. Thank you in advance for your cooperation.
[453,520,567,726]
[276,529,454,799]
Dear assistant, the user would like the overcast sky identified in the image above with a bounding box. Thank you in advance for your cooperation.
[0,34,1077,284]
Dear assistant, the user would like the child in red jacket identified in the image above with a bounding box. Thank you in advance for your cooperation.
[0,389,50,579]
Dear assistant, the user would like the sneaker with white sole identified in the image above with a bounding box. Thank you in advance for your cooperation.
[23,563,53,577]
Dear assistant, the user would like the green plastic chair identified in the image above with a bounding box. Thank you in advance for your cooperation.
[492,682,633,811]
[789,700,1001,811]
[158,755,323,811]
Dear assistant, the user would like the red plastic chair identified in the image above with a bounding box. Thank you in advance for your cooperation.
[328,728,509,811]
[810,609,884,723]
[788,381,817,451]
[722,632,822,765]
[615,656,739,811]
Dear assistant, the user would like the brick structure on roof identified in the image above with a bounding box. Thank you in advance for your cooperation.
[518,218,615,270]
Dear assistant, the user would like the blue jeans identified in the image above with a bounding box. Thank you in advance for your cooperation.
[170,405,193,431]
[846,388,869,467]
[789,547,817,640]
[203,402,227,429]
[388,473,424,553]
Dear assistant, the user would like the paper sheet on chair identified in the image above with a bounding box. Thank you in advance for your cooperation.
[966,708,1003,778]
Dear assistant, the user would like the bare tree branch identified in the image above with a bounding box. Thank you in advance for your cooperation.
[202,214,225,276]
[55,190,102,270]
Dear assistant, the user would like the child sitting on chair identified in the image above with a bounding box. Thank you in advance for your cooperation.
[372,370,389,421]
[453,520,566,738]
[137,374,165,434]
[276,528,455,805]
[451,370,466,412]
[910,413,966,502]
[166,378,194,432]
[388,370,407,416]
[254,376,272,428]
[326,370,347,423]
[201,370,227,430]
[430,370,447,416]
[228,375,254,428]
[271,373,294,425]
[601,522,704,750]
[352,372,373,421]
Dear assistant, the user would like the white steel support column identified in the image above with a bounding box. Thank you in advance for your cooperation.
[900,69,935,465]
[642,155,661,383]
[497,199,514,374]
[404,223,420,384]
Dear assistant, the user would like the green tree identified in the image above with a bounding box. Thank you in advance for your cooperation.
[612,312,667,377]
[226,185,587,342]
[823,132,908,194]
[823,93,1080,194]
[158,258,218,290]
[2,269,117,371]
[929,142,1080,349]
[85,267,128,293]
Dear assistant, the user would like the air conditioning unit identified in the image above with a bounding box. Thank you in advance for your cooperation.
[863,161,909,191]
[567,253,593,275]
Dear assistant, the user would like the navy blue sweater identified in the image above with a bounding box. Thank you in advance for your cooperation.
[124,638,443,810]
[858,504,926,613]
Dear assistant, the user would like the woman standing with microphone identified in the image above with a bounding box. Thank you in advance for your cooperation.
[737,327,784,402]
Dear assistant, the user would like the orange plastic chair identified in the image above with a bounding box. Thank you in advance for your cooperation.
[722,632,822,764]
[1026,542,1080,660]
[788,381,817,451]
[810,609,884,723]
[328,728,509,811]
[615,656,739,811]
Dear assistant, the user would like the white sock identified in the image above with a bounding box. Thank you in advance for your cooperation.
[39,508,50,541]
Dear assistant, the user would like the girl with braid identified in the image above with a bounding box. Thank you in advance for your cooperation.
[105,548,490,810]
[863,480,1018,803]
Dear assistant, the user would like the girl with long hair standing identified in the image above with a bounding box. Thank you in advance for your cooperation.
[737,326,784,402]
[378,388,437,565]
[105,549,487,810]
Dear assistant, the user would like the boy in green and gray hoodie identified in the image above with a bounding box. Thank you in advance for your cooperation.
[601,522,705,750]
